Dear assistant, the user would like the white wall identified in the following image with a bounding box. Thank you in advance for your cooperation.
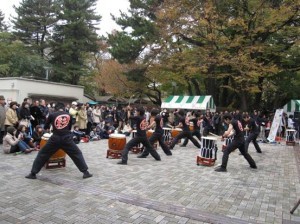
[0,78,84,103]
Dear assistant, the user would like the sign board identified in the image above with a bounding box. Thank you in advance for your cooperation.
[267,109,283,142]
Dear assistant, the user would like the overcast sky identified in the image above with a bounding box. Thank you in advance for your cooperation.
[0,0,130,36]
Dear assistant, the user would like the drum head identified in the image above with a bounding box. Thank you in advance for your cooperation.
[163,128,172,130]
[109,134,126,138]
[174,128,182,131]
[202,136,217,141]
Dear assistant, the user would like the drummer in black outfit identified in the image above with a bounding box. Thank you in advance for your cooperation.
[117,107,161,165]
[215,113,257,172]
[25,102,92,179]
[169,110,201,150]
[180,112,201,147]
[137,109,172,158]
[243,114,262,153]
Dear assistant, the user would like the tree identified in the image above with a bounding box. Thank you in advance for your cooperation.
[107,0,167,105]
[0,32,49,77]
[155,0,300,110]
[50,0,101,85]
[12,0,58,57]
[0,10,8,31]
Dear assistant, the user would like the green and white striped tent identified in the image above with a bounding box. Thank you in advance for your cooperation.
[161,95,216,112]
[283,100,300,113]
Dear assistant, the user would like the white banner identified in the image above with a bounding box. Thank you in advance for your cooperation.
[267,109,283,142]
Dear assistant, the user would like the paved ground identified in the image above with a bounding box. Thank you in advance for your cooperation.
[0,137,300,224]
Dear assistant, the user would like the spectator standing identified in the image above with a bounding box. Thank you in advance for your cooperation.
[77,103,87,133]
[92,105,101,126]
[30,100,42,129]
[4,101,19,131]
[39,99,49,128]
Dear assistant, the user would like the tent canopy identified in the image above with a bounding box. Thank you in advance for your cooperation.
[161,95,216,111]
[283,100,300,113]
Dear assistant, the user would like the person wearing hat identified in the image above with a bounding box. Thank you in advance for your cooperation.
[0,95,6,144]
[25,102,92,179]
[4,101,19,132]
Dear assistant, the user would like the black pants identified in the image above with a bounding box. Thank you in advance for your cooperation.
[30,133,89,174]
[121,136,160,162]
[169,131,201,149]
[182,130,201,146]
[141,132,172,156]
[0,130,4,144]
[245,132,262,153]
[221,139,256,169]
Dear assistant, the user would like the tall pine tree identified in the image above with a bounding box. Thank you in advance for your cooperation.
[0,10,8,31]
[12,0,58,57]
[50,0,100,85]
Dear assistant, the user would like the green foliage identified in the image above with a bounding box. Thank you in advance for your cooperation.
[12,0,58,57]
[50,0,101,85]
[0,32,49,77]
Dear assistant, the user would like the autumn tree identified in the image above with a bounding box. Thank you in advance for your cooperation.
[155,0,300,110]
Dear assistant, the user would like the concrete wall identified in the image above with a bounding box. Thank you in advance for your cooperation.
[0,78,84,104]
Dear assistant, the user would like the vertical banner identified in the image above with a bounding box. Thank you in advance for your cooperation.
[267,109,283,142]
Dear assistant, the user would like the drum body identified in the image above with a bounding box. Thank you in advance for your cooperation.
[197,136,218,166]
[189,122,194,131]
[41,134,66,169]
[107,134,126,159]
[171,128,182,138]
[147,130,154,139]
[130,130,142,154]
[222,136,234,151]
[286,129,297,146]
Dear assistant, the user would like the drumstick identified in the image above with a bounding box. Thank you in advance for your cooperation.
[209,132,222,138]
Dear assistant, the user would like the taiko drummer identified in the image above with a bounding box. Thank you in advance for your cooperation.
[137,108,172,158]
[215,113,257,172]
[169,109,201,150]
[25,102,93,179]
[117,107,161,165]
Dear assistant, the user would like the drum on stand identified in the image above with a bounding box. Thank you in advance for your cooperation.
[286,129,297,146]
[222,136,234,151]
[189,122,194,131]
[163,128,172,145]
[197,136,218,166]
[107,133,126,159]
[41,133,66,169]
[146,129,158,149]
[171,128,182,144]
[130,130,142,154]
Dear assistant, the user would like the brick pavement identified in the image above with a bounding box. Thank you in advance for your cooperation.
[0,138,299,224]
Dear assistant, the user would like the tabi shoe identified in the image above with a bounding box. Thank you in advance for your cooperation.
[180,144,186,147]
[83,171,93,179]
[250,165,257,169]
[214,166,227,172]
[117,160,127,165]
[25,173,37,179]
[256,150,262,153]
